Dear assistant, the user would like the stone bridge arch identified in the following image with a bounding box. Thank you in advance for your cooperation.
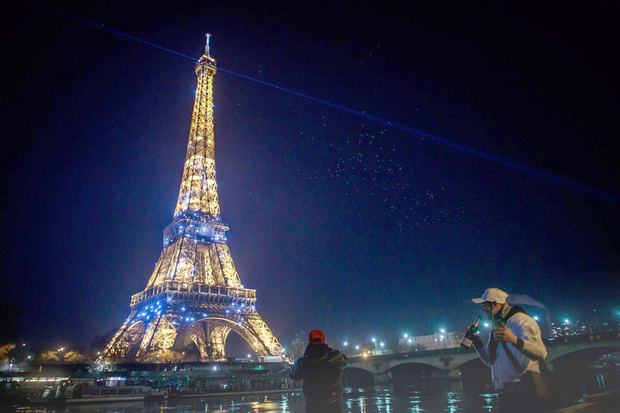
[386,361,446,381]
[343,367,376,385]
[549,345,620,366]
[346,357,460,375]
[545,333,620,370]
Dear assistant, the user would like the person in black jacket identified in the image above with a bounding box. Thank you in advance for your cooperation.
[289,329,346,413]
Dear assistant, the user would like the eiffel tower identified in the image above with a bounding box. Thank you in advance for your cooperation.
[101,35,283,363]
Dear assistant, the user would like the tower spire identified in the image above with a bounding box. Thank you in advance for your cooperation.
[205,33,211,56]
[173,36,219,221]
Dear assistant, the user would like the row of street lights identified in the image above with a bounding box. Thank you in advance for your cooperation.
[338,314,556,348]
[336,316,551,352]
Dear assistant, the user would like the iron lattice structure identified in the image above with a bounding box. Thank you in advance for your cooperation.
[101,38,283,363]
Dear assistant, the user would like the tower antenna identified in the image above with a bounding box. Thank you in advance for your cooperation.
[205,33,211,56]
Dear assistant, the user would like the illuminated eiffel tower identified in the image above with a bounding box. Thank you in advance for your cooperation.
[101,35,283,363]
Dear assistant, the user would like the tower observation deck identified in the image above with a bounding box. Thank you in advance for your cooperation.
[101,35,283,363]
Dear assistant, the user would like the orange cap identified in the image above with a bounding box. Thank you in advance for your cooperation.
[308,329,325,344]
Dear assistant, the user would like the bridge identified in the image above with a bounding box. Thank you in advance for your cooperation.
[346,331,620,381]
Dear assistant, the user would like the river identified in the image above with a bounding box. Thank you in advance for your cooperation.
[9,363,619,412]
[12,382,498,412]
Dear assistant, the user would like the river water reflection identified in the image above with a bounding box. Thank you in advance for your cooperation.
[13,367,620,413]
[24,381,501,412]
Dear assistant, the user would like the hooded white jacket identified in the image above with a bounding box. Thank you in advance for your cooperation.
[475,308,548,390]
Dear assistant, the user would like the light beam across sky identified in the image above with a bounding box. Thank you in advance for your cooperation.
[49,7,619,204]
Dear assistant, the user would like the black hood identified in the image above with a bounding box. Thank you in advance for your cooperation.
[304,343,330,359]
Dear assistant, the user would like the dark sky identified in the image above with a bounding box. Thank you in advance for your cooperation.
[3,1,619,355]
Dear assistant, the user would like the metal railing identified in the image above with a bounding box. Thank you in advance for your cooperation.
[130,281,256,307]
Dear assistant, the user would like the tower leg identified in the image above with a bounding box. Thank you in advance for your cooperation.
[244,311,283,356]
[138,314,181,362]
[208,324,231,360]
[185,320,231,361]
[102,312,144,362]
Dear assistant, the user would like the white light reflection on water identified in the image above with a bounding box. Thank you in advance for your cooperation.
[480,392,498,412]
[446,390,462,412]
[15,386,500,412]
[280,394,289,412]
[221,385,487,412]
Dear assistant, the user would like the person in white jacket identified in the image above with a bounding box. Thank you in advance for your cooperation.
[471,288,549,412]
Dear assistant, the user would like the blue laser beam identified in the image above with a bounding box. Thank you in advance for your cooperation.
[49,8,619,203]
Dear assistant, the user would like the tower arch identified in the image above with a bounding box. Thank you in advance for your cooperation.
[174,316,274,361]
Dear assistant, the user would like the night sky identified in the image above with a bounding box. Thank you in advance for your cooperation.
[3,1,619,355]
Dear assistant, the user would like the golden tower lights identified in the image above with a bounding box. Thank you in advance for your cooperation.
[101,36,283,362]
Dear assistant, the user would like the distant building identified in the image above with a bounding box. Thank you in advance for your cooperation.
[348,342,392,358]
[550,319,618,338]
[400,332,461,351]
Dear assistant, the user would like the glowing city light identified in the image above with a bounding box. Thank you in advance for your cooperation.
[343,341,348,346]
[533,316,540,321]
